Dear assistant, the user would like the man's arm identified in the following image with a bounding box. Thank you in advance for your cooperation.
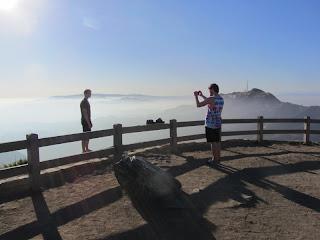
[198,91,207,99]
[82,108,92,129]
[194,91,214,108]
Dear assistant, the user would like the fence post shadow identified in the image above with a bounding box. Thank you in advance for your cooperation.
[31,192,62,240]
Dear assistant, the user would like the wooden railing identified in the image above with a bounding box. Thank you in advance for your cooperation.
[1,116,320,191]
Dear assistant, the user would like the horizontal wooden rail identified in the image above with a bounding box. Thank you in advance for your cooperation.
[177,119,260,127]
[123,138,171,151]
[1,116,320,190]
[222,119,258,124]
[176,130,261,142]
[177,134,205,142]
[39,129,114,147]
[222,130,259,136]
[310,119,320,124]
[0,140,28,153]
[310,130,320,134]
[122,124,170,134]
[263,119,306,123]
[0,164,28,180]
[39,147,114,170]
[177,121,204,127]
[0,148,115,180]
[263,130,305,134]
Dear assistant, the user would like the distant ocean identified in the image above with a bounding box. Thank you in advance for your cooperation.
[1,93,319,166]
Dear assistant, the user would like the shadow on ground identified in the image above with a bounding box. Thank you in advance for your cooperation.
[0,186,123,240]
[1,140,320,239]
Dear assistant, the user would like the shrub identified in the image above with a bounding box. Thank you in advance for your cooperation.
[1,158,28,169]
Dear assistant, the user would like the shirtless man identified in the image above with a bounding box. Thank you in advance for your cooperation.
[80,89,92,153]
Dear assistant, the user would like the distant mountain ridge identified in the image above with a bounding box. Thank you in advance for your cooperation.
[52,88,320,121]
[162,88,320,141]
[221,88,320,119]
[222,88,280,104]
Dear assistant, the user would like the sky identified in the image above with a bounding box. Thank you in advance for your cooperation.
[0,0,319,98]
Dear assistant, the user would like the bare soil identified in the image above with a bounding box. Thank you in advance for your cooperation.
[1,140,320,240]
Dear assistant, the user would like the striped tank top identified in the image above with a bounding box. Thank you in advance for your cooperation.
[205,96,224,129]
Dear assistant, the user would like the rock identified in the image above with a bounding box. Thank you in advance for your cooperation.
[114,156,182,202]
[114,156,215,240]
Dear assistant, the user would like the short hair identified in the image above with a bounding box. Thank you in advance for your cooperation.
[208,84,219,93]
[84,89,91,95]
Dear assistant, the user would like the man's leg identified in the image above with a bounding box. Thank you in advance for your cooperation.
[82,140,86,153]
[211,142,221,162]
[210,143,214,161]
[86,140,91,152]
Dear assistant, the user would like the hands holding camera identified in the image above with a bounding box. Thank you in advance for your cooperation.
[194,90,203,97]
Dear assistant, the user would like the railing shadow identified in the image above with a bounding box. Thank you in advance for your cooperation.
[193,160,320,214]
[31,192,62,240]
[189,162,264,210]
[143,146,320,214]
[92,151,320,240]
[223,146,319,175]
[0,186,123,240]
[2,141,320,239]
[129,143,320,223]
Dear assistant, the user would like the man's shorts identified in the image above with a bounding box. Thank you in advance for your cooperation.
[205,127,221,143]
[82,121,92,132]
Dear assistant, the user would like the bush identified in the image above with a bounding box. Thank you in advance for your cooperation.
[1,158,28,169]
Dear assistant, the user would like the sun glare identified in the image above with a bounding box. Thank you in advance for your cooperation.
[0,0,21,11]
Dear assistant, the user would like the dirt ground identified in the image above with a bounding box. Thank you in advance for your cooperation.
[1,140,320,240]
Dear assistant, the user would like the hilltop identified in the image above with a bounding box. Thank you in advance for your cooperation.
[223,88,281,103]
[221,88,320,118]
[1,140,319,239]
[50,89,320,120]
[163,88,320,141]
[163,88,320,119]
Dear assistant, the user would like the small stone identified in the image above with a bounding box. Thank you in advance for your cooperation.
[192,188,200,193]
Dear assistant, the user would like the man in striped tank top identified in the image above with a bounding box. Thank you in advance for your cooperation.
[194,83,224,164]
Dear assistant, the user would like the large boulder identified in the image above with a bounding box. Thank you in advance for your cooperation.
[114,156,181,202]
[114,156,215,240]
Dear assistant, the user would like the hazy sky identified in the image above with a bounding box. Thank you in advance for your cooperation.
[0,0,319,98]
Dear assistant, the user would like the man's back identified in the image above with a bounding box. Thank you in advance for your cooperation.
[80,98,91,122]
[206,95,224,129]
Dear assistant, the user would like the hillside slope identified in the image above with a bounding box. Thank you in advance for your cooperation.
[162,88,320,141]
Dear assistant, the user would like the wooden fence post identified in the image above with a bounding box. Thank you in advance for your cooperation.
[304,116,310,144]
[170,119,178,153]
[26,133,41,191]
[113,124,123,162]
[257,116,263,142]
